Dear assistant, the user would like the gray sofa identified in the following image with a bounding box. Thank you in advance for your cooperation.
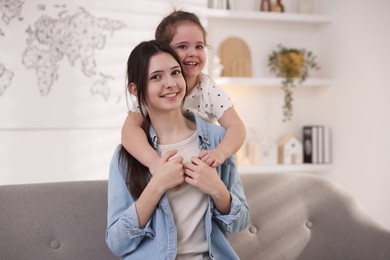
[1,173,390,260]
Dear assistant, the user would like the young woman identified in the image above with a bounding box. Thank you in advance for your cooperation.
[121,10,246,176]
[105,40,248,259]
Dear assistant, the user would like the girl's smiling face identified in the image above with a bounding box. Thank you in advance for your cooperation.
[146,52,186,114]
[170,23,206,87]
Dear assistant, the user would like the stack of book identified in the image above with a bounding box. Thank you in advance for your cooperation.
[302,125,331,164]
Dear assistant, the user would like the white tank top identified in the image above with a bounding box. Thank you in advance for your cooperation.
[159,131,210,259]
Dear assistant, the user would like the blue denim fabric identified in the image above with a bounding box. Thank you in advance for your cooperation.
[105,113,249,259]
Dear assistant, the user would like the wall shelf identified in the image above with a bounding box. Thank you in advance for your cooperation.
[214,77,332,87]
[202,9,332,24]
[238,164,332,174]
[199,4,333,177]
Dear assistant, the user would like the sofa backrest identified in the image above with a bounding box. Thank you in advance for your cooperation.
[0,180,116,260]
[2,174,390,260]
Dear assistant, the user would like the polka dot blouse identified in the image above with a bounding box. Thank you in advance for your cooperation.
[182,73,233,122]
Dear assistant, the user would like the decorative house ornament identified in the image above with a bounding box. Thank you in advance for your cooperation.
[237,140,258,166]
[268,44,320,122]
[277,133,303,164]
[219,37,252,77]
[238,128,261,166]
[258,138,278,165]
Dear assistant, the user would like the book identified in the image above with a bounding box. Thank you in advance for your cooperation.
[312,126,319,163]
[317,126,324,163]
[303,126,314,163]
[323,126,332,164]
[303,125,332,164]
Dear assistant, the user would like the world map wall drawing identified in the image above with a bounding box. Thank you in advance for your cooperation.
[0,0,151,128]
[22,7,126,97]
[0,63,14,96]
[0,0,24,96]
[0,0,24,31]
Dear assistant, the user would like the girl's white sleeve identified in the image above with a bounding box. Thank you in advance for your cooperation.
[128,94,141,113]
[205,77,234,120]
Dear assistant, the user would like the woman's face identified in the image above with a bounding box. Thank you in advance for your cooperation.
[170,23,206,83]
[145,52,186,114]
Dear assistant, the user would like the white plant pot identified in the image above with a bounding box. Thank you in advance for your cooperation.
[298,0,314,14]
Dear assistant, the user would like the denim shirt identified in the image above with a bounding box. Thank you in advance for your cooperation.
[105,113,249,259]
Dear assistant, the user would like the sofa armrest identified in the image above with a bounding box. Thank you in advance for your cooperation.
[229,173,390,260]
[0,181,116,260]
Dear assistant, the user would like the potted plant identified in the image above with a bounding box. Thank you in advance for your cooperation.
[268,44,320,122]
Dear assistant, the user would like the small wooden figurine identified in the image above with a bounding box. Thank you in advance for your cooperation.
[272,0,285,13]
[260,0,271,12]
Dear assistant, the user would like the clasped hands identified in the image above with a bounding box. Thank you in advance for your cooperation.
[150,149,225,196]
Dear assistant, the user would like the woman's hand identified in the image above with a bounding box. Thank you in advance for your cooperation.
[152,150,185,192]
[135,150,185,228]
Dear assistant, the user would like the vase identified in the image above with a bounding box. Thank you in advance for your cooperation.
[271,0,284,13]
[260,0,271,11]
[279,52,304,78]
[298,0,314,14]
[208,0,228,9]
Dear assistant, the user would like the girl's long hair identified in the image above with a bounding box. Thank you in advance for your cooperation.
[119,40,186,199]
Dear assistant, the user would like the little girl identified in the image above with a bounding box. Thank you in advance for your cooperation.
[122,10,246,174]
[106,40,248,259]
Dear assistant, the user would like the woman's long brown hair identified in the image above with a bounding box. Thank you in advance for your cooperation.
[119,40,186,199]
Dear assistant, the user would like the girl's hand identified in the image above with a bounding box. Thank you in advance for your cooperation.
[198,149,226,167]
[153,150,185,192]
[185,156,231,214]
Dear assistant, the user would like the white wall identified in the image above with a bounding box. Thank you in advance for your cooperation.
[1,0,390,230]
[0,0,133,185]
[218,0,390,230]
[323,0,390,229]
